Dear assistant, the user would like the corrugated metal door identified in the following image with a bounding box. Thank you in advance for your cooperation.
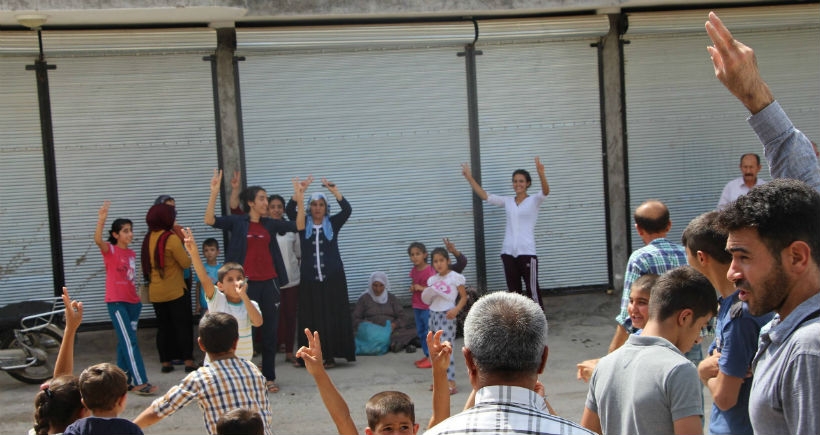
[474,18,610,291]
[237,24,475,303]
[625,5,820,248]
[0,55,55,301]
[237,17,610,300]
[0,29,219,323]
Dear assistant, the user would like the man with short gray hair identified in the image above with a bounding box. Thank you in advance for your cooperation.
[424,292,594,435]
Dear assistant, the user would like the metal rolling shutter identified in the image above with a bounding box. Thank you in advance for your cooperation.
[237,24,475,303]
[1,29,219,323]
[0,55,55,304]
[625,5,820,249]
[474,17,610,291]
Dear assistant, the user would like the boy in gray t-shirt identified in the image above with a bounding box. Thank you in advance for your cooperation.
[581,266,717,435]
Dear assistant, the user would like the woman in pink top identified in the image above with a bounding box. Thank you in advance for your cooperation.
[94,201,157,395]
[462,157,550,307]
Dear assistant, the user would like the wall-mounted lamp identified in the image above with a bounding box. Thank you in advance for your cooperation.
[16,13,49,30]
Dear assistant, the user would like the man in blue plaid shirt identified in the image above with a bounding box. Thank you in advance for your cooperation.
[609,200,688,353]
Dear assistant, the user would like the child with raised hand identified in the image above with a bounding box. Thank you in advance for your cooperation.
[181,227,262,362]
[296,329,420,435]
[64,363,143,435]
[421,248,468,394]
[93,201,156,396]
[32,288,87,435]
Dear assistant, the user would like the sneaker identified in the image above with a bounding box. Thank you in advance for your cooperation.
[413,356,428,367]
[405,344,417,354]
[416,358,432,369]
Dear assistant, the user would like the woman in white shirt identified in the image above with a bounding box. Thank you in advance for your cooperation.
[462,157,550,307]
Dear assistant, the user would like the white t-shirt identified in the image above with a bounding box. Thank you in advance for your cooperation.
[422,271,465,312]
[486,192,546,257]
[205,289,260,362]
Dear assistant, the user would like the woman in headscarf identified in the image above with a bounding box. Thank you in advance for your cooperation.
[352,272,418,353]
[141,203,195,373]
[287,178,355,368]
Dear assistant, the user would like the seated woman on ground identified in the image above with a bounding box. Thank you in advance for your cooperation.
[352,272,419,354]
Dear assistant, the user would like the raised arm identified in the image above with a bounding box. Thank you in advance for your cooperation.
[705,12,772,115]
[181,228,215,301]
[705,12,820,191]
[54,287,83,378]
[204,169,222,226]
[228,170,242,214]
[444,237,468,274]
[292,177,308,231]
[94,201,110,253]
[296,329,358,435]
[427,330,452,429]
[461,163,488,200]
[535,157,550,196]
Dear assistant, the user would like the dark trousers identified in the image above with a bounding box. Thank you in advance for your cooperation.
[152,291,194,363]
[501,254,543,308]
[247,279,280,381]
[277,285,299,354]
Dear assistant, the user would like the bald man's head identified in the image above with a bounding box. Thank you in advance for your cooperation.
[634,200,671,234]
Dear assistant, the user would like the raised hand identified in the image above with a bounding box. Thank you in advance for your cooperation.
[210,169,223,194]
[443,237,456,254]
[535,156,545,174]
[705,12,773,114]
[235,279,248,299]
[296,328,325,376]
[98,201,110,221]
[181,227,197,254]
[61,287,83,333]
[461,163,472,179]
[427,330,452,372]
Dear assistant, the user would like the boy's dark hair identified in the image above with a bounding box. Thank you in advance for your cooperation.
[631,273,659,295]
[217,262,245,283]
[78,363,128,411]
[216,408,264,435]
[717,178,820,266]
[365,391,415,429]
[681,211,732,265]
[107,218,133,245]
[407,241,427,256]
[634,201,670,234]
[199,312,239,354]
[240,186,266,213]
[203,237,220,250]
[33,375,83,435]
[649,266,717,322]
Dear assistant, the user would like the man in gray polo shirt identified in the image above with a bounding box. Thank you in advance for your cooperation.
[582,266,716,435]
[717,179,820,434]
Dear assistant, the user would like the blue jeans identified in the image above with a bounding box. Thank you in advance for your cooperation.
[108,302,149,386]
[414,308,430,356]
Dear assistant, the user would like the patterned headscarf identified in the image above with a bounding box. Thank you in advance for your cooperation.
[304,192,334,241]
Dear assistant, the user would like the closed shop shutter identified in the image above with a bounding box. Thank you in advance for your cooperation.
[474,17,610,292]
[0,29,218,323]
[0,56,55,303]
[237,16,609,301]
[624,5,820,249]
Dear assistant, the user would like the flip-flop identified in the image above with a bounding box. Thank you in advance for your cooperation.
[266,381,280,393]
[129,383,158,396]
